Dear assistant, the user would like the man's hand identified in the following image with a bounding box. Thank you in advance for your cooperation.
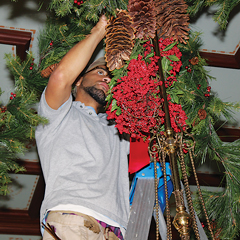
[91,15,108,39]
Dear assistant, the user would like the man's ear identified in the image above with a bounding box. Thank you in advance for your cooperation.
[75,76,83,87]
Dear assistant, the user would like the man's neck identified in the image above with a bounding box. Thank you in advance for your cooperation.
[75,94,100,113]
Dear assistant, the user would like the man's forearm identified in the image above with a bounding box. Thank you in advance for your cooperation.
[45,15,107,110]
[50,15,107,86]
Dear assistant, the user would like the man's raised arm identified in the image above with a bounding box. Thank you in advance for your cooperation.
[45,15,107,110]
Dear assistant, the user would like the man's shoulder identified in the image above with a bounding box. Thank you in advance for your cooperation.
[98,113,116,126]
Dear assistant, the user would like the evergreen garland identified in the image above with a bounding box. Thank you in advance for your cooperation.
[186,0,240,29]
[0,53,48,194]
[2,0,240,238]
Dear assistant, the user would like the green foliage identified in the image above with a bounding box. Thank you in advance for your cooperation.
[0,53,48,195]
[186,0,240,29]
[38,15,91,71]
[162,31,240,238]
[195,135,240,239]
[49,0,128,20]
[0,148,25,195]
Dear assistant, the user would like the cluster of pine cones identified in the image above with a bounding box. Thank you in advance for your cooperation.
[41,0,190,77]
[105,0,190,71]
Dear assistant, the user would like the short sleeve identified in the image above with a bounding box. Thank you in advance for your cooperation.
[37,88,73,130]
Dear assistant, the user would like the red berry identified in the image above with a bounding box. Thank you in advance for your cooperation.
[80,0,83,3]
[29,66,33,70]
[207,88,211,92]
[11,92,14,95]
[131,133,136,138]
[77,1,81,5]
[74,0,77,3]
[10,96,13,100]
[187,68,192,73]
[13,94,16,97]
[183,149,188,154]
[49,42,53,46]
[185,66,188,69]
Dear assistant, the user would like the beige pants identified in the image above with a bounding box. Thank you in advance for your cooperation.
[42,211,119,240]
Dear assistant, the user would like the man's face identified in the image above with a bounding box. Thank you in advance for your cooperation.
[80,65,111,106]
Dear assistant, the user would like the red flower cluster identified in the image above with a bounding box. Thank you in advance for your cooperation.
[106,39,187,138]
[159,38,182,88]
[106,45,165,138]
[168,96,188,133]
[143,41,153,57]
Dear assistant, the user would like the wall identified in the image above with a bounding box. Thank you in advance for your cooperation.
[0,0,47,103]
[190,4,240,127]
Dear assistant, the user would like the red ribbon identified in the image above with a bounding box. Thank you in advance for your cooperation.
[129,138,150,174]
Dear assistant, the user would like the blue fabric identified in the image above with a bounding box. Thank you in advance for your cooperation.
[129,162,173,212]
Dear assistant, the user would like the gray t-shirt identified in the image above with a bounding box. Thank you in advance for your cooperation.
[35,90,130,229]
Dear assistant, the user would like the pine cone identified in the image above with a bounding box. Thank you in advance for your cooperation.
[155,0,190,44]
[105,10,135,71]
[41,63,58,78]
[128,0,156,40]
[190,56,199,65]
[198,109,207,120]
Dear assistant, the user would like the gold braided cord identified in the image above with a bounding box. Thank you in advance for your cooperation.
[153,155,160,240]
[149,134,161,240]
[161,150,172,240]
[156,134,172,239]
[179,143,200,239]
[149,133,173,239]
[188,148,215,239]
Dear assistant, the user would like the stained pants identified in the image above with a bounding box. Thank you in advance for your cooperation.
[42,211,119,240]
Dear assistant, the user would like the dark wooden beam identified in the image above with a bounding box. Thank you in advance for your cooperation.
[200,47,240,69]
[188,172,225,187]
[0,28,32,61]
[16,160,42,175]
[28,174,45,219]
[217,126,240,142]
[0,210,40,235]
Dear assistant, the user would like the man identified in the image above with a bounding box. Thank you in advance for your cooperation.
[35,15,130,240]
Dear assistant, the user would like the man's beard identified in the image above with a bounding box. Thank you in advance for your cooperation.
[84,86,107,106]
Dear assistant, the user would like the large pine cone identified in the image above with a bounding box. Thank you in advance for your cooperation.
[105,10,135,71]
[128,0,156,40]
[155,0,190,44]
[41,63,58,78]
